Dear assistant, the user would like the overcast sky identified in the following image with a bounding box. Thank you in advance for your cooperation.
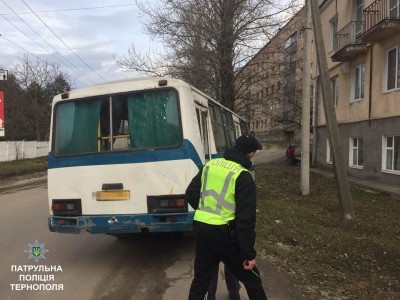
[0,0,158,88]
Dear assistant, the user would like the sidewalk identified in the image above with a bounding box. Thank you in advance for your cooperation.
[254,147,400,199]
[310,167,400,199]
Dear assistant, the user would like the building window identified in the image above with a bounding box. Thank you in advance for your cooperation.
[330,75,339,107]
[383,136,400,173]
[351,63,365,101]
[329,15,338,50]
[386,45,400,91]
[349,137,363,167]
[389,0,400,18]
[285,32,297,49]
[326,139,332,164]
[355,0,364,36]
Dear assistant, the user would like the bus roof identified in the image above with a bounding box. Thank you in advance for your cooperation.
[53,77,184,102]
[53,77,243,120]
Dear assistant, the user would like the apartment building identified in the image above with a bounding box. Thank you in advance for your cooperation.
[235,8,305,142]
[313,0,400,185]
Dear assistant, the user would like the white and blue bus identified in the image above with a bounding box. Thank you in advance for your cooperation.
[48,77,248,235]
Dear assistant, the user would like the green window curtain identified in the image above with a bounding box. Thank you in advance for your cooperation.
[127,90,180,149]
[55,100,101,154]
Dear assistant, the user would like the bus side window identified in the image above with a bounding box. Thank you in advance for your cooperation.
[201,112,209,158]
[240,119,249,135]
[234,123,241,139]
[209,104,228,154]
[195,107,210,160]
[195,109,202,140]
[222,110,235,147]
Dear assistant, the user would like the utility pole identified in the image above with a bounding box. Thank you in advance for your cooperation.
[310,0,355,219]
[301,0,312,195]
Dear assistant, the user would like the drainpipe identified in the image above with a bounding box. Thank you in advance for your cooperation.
[368,44,373,126]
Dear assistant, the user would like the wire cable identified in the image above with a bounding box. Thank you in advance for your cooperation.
[0,3,137,15]
[21,0,108,82]
[0,33,88,87]
[0,0,95,85]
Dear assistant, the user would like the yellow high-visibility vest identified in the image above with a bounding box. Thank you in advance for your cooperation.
[194,158,248,225]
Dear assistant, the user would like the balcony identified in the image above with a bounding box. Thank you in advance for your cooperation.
[362,0,400,43]
[331,21,368,62]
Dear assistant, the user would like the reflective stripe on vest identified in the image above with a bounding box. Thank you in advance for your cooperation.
[194,158,248,225]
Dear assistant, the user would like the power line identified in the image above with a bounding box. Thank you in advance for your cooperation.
[0,3,137,15]
[0,3,95,86]
[0,33,88,87]
[21,0,108,82]
[0,13,91,82]
[0,1,159,16]
[0,34,89,87]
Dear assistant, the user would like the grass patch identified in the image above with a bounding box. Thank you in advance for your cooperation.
[0,156,48,180]
[255,162,400,299]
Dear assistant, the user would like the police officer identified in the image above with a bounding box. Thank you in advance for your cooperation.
[186,135,268,300]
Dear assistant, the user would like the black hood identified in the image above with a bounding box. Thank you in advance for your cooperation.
[224,146,253,170]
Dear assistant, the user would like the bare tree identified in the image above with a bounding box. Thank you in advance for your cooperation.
[2,73,30,140]
[116,0,302,111]
[5,54,72,141]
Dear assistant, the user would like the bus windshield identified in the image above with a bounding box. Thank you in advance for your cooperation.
[53,89,181,155]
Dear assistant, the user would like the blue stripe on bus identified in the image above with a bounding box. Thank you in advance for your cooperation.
[48,139,203,170]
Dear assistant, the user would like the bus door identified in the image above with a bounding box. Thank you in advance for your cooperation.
[195,104,211,162]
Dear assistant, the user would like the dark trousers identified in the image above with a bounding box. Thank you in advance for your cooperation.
[188,222,268,300]
[207,264,241,300]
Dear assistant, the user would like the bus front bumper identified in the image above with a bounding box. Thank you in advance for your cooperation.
[48,212,194,234]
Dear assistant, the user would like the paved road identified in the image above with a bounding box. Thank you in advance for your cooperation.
[253,146,286,166]
[0,147,300,300]
[0,185,198,300]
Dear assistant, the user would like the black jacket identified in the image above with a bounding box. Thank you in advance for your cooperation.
[185,146,257,261]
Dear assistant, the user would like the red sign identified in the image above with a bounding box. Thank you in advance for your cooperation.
[0,90,4,137]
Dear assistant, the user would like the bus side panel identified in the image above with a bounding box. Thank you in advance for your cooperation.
[179,85,206,165]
